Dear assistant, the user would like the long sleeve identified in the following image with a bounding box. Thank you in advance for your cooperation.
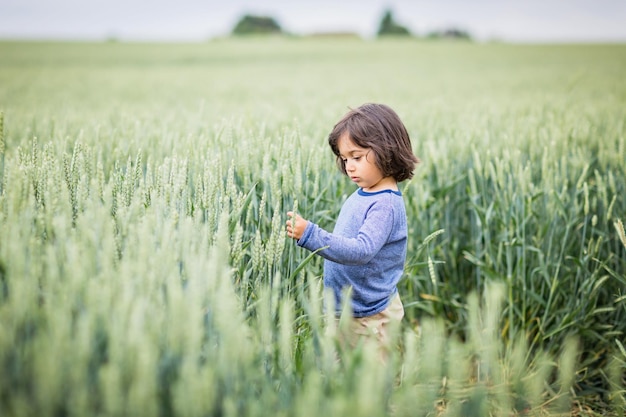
[297,201,394,265]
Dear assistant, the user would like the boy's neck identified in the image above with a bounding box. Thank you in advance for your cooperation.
[362,176,398,193]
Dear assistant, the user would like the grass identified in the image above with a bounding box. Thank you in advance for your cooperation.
[0,38,625,416]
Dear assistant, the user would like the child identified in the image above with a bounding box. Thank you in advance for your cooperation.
[286,103,419,357]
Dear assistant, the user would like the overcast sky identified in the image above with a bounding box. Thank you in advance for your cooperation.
[1,0,626,42]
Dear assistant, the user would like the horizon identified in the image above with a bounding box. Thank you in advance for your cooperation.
[1,0,626,43]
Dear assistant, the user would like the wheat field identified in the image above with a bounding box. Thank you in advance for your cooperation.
[0,39,625,416]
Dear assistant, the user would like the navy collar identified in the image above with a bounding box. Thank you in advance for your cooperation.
[358,188,402,196]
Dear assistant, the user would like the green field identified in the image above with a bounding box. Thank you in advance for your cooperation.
[1,39,625,416]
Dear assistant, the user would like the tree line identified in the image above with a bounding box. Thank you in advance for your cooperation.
[231,9,471,40]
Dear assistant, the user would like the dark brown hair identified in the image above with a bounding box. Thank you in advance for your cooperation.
[328,103,419,182]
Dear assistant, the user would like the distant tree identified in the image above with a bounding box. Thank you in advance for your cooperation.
[427,28,472,41]
[232,14,283,35]
[377,9,411,36]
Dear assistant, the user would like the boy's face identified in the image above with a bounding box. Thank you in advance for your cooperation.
[337,133,397,192]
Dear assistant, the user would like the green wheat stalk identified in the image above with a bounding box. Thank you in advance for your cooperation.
[0,111,4,196]
[615,219,626,250]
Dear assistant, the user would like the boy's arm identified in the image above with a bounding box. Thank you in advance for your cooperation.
[289,203,394,265]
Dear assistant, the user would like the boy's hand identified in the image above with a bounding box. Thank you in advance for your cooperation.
[286,212,308,240]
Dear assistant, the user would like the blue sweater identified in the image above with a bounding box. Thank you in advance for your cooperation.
[298,188,408,317]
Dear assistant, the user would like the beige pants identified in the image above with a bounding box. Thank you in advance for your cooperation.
[341,293,405,362]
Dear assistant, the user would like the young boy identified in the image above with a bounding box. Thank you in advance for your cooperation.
[286,103,419,357]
